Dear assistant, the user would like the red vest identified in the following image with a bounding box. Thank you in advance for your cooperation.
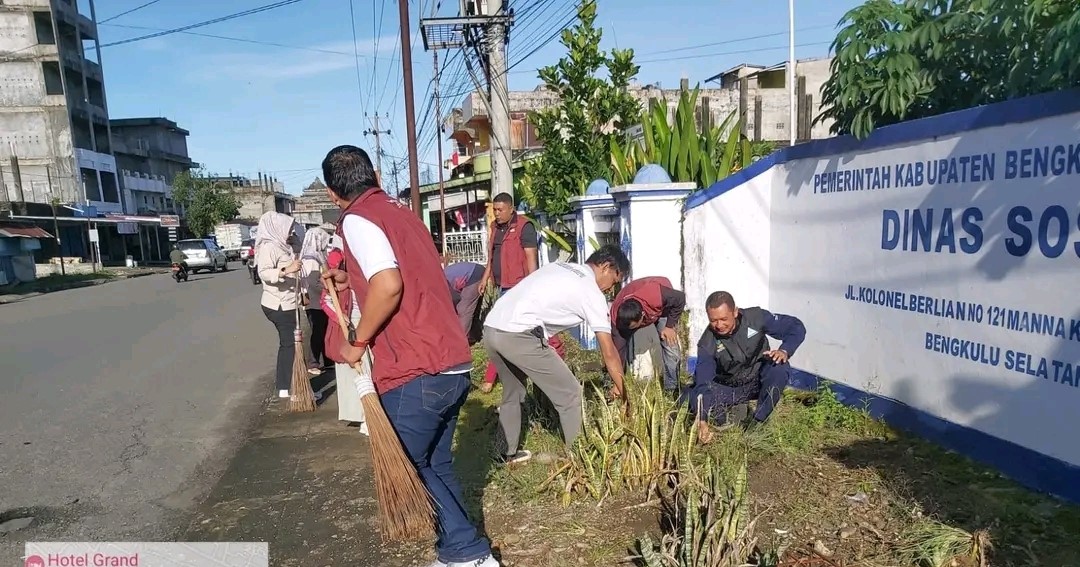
[488,214,531,289]
[610,276,672,327]
[336,189,472,394]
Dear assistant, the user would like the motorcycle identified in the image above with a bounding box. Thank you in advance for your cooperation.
[171,263,189,283]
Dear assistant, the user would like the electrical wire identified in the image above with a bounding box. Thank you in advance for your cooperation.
[98,0,166,24]
[99,0,310,48]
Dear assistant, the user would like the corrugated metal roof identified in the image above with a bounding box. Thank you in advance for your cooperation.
[0,225,53,239]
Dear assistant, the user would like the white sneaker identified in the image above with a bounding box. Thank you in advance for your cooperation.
[278,389,290,398]
[358,422,369,436]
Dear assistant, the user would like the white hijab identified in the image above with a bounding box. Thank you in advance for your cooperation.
[255,211,302,265]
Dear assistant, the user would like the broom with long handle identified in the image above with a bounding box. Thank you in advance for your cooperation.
[323,268,436,542]
[288,258,318,412]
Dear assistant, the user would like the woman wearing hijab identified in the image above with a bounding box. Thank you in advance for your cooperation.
[299,225,333,374]
[255,211,308,399]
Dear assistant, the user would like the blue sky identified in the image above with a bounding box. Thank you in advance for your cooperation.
[94,0,863,194]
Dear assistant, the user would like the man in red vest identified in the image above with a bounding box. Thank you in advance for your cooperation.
[320,145,498,567]
[478,193,559,393]
[610,276,687,392]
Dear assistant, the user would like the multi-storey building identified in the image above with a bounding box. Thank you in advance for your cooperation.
[0,0,119,212]
[111,117,196,217]
[207,175,296,221]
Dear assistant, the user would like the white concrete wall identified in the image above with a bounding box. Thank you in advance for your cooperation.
[683,173,773,349]
[681,89,1080,491]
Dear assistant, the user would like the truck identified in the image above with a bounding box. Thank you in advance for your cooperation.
[213,223,252,261]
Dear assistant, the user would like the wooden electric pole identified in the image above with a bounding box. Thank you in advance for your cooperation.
[398,0,422,218]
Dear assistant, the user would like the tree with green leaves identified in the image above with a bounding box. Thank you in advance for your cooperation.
[519,0,641,217]
[171,171,240,237]
[818,0,1080,139]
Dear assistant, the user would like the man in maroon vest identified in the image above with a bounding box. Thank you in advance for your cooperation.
[478,192,543,393]
[611,276,686,392]
[320,145,498,567]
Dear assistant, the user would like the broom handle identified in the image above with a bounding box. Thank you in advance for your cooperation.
[322,267,369,374]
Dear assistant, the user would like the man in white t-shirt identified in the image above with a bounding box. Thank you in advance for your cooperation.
[483,244,631,464]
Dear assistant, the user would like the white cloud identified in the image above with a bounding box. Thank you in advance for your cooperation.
[191,37,399,82]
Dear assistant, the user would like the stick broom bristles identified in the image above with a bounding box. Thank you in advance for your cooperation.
[324,269,436,541]
[289,283,318,412]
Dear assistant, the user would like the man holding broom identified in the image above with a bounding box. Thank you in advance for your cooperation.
[320,145,498,567]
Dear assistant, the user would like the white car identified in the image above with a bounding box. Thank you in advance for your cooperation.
[177,238,229,273]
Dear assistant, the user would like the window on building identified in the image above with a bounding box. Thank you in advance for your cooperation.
[82,168,102,201]
[41,62,64,95]
[33,12,56,45]
[100,171,120,203]
[758,70,786,89]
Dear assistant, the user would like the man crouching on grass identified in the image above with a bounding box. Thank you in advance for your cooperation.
[482,244,631,464]
[680,291,806,443]
[320,145,498,567]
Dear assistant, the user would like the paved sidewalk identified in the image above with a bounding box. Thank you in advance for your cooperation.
[0,267,166,304]
[179,373,433,567]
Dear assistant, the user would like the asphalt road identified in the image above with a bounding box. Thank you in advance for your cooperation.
[0,267,279,562]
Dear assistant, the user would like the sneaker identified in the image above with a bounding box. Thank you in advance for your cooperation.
[307,367,321,376]
[499,450,532,465]
[420,560,447,567]
[278,389,290,398]
[358,422,369,436]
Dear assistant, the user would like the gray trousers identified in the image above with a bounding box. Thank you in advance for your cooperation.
[483,326,583,455]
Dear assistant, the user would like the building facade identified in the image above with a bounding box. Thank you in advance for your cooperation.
[0,0,120,213]
[111,117,195,217]
[292,178,336,227]
[207,175,296,221]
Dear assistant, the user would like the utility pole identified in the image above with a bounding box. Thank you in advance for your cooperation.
[363,113,391,176]
[433,48,448,257]
[420,0,515,208]
[788,0,796,146]
[396,0,423,218]
[487,0,512,199]
[47,165,65,276]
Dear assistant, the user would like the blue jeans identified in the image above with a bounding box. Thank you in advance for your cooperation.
[381,372,490,563]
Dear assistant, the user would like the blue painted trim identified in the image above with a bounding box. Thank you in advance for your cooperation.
[684,356,1080,503]
[685,87,1080,212]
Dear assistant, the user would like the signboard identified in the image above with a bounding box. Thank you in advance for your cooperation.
[623,124,644,142]
[768,109,1080,470]
[160,215,180,227]
[88,228,99,242]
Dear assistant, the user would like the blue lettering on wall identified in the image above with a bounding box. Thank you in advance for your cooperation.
[880,207,982,253]
[1004,350,1079,387]
[925,332,1000,367]
[1039,205,1070,258]
[1004,144,1080,179]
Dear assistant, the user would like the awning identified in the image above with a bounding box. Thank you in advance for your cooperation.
[0,225,53,239]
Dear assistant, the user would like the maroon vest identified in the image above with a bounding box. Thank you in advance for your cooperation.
[610,276,672,326]
[336,189,472,394]
[488,214,531,289]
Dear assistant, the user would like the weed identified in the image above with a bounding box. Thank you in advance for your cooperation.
[552,378,697,504]
[634,452,773,567]
[896,519,992,567]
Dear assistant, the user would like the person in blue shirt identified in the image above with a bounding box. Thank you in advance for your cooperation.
[680,290,806,442]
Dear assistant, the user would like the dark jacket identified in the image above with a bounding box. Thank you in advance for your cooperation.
[337,189,472,394]
[692,307,806,388]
